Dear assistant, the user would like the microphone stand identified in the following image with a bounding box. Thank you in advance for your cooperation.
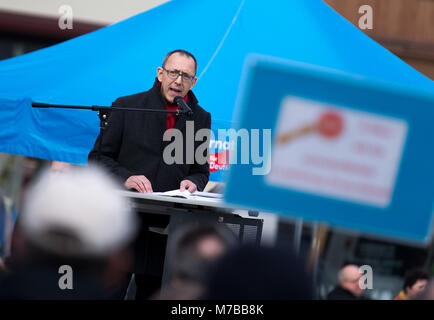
[32,102,191,163]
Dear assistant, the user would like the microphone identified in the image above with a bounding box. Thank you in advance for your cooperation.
[32,102,51,108]
[174,96,193,116]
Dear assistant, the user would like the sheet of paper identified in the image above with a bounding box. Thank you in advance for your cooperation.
[151,190,222,202]
[152,190,192,198]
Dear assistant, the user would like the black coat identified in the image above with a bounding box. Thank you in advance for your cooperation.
[326,285,368,300]
[88,79,211,192]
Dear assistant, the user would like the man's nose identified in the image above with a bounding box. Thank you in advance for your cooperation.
[174,75,183,84]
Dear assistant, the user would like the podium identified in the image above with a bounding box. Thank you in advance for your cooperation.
[119,191,264,285]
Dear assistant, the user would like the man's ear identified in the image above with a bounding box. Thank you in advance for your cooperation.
[157,67,164,82]
[190,77,197,90]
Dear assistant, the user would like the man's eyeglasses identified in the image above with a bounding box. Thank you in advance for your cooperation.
[162,67,195,82]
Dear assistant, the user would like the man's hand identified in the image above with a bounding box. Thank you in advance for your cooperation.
[125,175,153,193]
[180,180,197,193]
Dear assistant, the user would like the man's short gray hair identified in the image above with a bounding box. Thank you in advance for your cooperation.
[162,49,197,75]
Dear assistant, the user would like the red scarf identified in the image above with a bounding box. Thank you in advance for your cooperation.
[158,81,188,130]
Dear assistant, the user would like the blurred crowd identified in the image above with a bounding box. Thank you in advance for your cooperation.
[0,164,433,300]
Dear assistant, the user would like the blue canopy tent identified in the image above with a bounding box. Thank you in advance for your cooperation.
[0,0,432,181]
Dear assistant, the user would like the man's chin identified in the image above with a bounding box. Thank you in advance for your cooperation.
[164,90,185,104]
[163,94,175,104]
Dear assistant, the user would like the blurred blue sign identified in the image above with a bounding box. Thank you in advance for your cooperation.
[224,54,434,244]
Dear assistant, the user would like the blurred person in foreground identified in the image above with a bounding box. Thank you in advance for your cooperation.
[327,264,368,300]
[393,268,430,300]
[152,223,238,300]
[0,165,137,300]
[202,244,313,300]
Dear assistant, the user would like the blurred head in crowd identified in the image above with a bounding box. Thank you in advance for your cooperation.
[169,223,237,283]
[2,165,137,299]
[420,279,434,300]
[156,223,237,299]
[339,264,364,297]
[402,268,430,300]
[203,244,313,300]
[21,165,136,258]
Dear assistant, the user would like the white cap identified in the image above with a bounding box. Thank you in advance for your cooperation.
[21,165,137,257]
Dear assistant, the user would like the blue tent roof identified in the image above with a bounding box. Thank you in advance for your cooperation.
[0,0,432,167]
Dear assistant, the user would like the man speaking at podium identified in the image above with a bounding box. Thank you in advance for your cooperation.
[88,49,211,298]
